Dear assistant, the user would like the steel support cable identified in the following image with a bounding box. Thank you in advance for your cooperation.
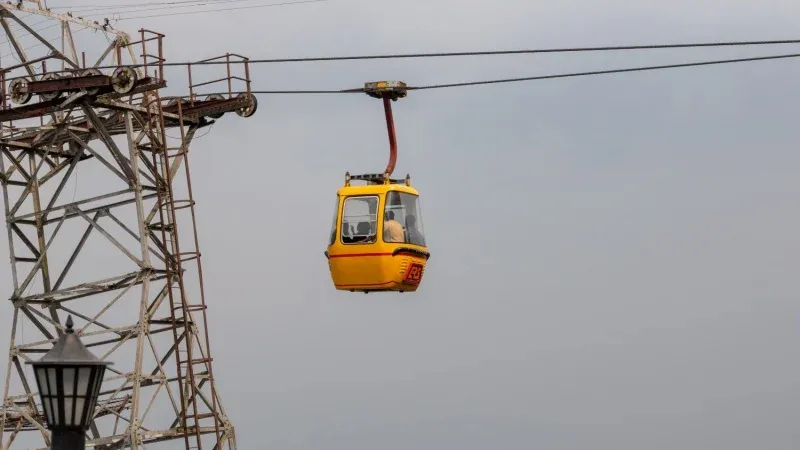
[74,39,800,69]
[2,32,800,68]
[409,52,800,91]
[243,39,800,64]
[243,52,800,94]
[2,10,796,62]
[0,43,798,88]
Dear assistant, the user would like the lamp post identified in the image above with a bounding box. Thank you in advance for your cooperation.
[27,316,112,450]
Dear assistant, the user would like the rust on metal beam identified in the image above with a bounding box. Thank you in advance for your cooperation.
[0,7,251,450]
[25,74,109,93]
[164,97,248,120]
[0,99,63,122]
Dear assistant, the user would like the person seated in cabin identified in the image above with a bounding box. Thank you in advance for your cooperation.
[383,210,404,243]
[355,221,375,243]
[405,214,425,246]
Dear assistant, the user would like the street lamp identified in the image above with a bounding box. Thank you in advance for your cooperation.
[27,315,112,450]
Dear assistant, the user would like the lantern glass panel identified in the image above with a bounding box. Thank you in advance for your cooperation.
[62,368,75,426]
[77,368,92,397]
[36,368,48,395]
[33,366,59,426]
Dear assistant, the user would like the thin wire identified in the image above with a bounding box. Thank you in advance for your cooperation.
[0,0,318,45]
[113,0,326,20]
[0,35,797,87]
[0,0,305,71]
[244,40,800,64]
[1,47,798,89]
[246,52,800,94]
[78,39,800,69]
[0,26,91,63]
[0,20,60,48]
[69,0,305,16]
[2,14,799,66]
[0,22,58,64]
[167,122,215,140]
[52,0,245,10]
[409,52,800,90]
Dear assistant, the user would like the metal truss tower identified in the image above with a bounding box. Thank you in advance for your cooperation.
[0,2,257,448]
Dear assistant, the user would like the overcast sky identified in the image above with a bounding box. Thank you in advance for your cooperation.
[3,0,800,449]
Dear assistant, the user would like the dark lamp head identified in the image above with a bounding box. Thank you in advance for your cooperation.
[27,316,113,430]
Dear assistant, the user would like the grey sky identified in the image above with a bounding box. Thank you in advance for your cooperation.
[2,0,800,448]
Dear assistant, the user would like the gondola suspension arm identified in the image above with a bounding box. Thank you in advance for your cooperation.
[365,81,408,178]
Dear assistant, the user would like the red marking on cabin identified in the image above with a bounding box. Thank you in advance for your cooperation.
[402,263,424,285]
[328,252,393,258]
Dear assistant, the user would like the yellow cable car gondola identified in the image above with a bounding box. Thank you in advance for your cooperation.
[324,81,430,293]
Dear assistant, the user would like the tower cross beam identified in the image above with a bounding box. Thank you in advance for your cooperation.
[0,7,256,450]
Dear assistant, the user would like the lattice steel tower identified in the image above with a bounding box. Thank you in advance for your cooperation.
[0,2,257,448]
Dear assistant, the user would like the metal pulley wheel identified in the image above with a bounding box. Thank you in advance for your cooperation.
[80,68,103,96]
[9,78,31,105]
[111,66,138,94]
[204,93,225,119]
[167,97,188,108]
[39,73,62,101]
[235,92,257,118]
[167,97,190,117]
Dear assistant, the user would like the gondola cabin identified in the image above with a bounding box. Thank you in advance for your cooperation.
[325,172,430,293]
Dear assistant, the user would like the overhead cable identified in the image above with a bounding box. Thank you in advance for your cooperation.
[408,52,800,91]
[1,46,798,87]
[245,52,800,94]
[85,39,800,69]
